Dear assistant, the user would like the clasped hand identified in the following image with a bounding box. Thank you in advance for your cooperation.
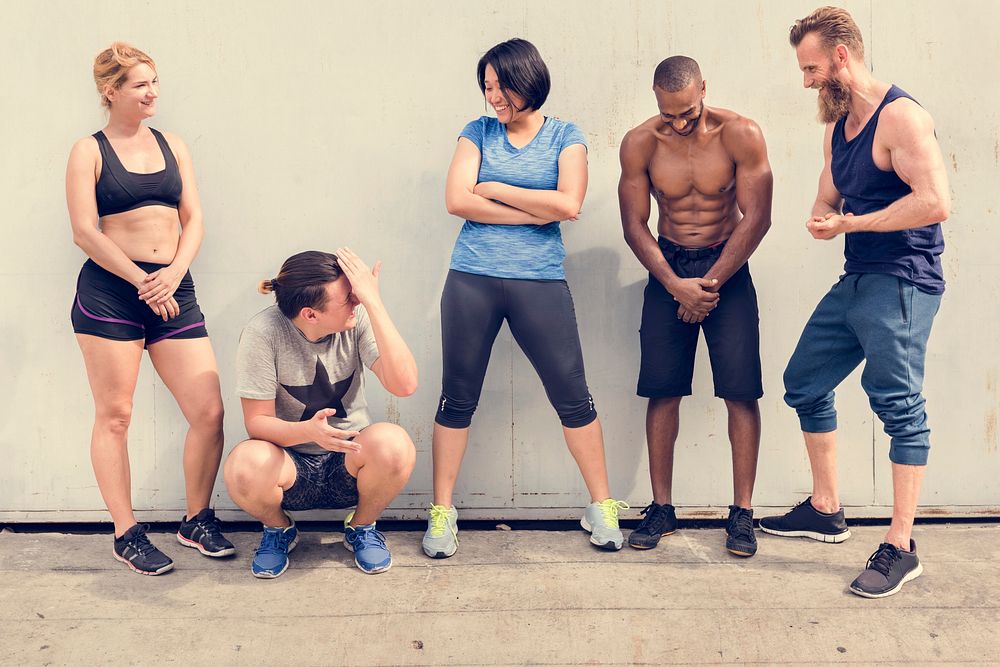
[807,212,854,240]
[670,277,719,324]
[138,266,183,321]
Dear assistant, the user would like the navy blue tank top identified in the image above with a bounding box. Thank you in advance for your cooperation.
[831,85,945,294]
[93,127,182,218]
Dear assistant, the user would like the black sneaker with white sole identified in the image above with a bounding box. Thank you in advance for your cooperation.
[725,505,757,557]
[177,508,236,557]
[114,524,174,575]
[849,540,923,598]
[758,497,850,543]
[628,501,677,550]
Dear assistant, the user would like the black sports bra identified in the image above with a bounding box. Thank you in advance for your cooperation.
[93,127,183,218]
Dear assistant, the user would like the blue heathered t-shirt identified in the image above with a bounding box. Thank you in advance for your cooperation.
[448,116,587,280]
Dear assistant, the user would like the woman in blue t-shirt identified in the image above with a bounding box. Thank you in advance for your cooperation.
[422,38,626,558]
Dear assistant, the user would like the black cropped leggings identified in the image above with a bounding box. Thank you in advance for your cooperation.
[435,270,598,429]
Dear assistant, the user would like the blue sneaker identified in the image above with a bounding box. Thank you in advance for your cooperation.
[343,513,392,574]
[251,514,298,579]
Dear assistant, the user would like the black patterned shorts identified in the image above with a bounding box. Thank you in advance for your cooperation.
[281,449,359,511]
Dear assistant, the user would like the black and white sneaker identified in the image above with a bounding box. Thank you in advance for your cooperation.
[177,508,236,557]
[759,497,851,543]
[849,540,923,598]
[725,505,757,557]
[114,524,174,575]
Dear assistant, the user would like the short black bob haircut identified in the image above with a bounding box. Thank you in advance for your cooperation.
[476,38,550,112]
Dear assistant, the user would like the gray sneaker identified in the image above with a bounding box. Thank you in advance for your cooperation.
[580,499,628,551]
[422,504,458,558]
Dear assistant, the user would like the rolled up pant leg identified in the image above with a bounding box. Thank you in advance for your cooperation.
[783,277,865,432]
[850,275,941,465]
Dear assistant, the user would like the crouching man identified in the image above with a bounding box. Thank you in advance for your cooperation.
[225,248,418,578]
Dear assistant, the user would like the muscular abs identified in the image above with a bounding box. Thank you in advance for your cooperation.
[648,121,741,247]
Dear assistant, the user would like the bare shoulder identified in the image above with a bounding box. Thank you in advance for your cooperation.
[717,109,766,156]
[158,129,190,157]
[69,135,99,158]
[879,97,936,141]
[621,116,661,153]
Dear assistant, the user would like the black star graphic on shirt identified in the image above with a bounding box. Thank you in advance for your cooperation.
[280,358,356,422]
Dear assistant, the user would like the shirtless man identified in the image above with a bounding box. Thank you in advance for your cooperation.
[618,56,773,557]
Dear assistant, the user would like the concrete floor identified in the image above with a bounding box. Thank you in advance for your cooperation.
[1,523,998,666]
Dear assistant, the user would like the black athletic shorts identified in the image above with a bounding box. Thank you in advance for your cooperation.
[281,449,360,511]
[71,259,208,348]
[637,237,762,400]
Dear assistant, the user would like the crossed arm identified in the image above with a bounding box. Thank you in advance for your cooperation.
[444,137,587,225]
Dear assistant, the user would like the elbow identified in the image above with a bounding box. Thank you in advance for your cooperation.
[557,196,583,221]
[445,192,469,218]
[395,384,418,398]
[72,229,93,250]
[930,198,950,224]
[558,203,581,221]
[392,377,418,398]
[388,366,418,398]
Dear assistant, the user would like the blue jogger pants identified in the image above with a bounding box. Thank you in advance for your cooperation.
[783,273,941,465]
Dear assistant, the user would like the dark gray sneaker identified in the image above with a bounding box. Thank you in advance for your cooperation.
[177,508,236,557]
[628,502,677,550]
[725,505,757,557]
[759,497,851,543]
[849,540,923,598]
[114,524,174,575]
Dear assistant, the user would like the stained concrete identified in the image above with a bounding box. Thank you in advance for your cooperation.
[1,524,998,665]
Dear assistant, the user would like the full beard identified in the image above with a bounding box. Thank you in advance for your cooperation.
[817,78,851,124]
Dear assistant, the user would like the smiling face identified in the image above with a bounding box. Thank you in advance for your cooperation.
[653,79,706,137]
[106,63,159,120]
[308,276,359,335]
[482,63,529,124]
[795,32,851,124]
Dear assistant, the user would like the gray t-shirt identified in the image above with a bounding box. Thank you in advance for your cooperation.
[236,305,380,454]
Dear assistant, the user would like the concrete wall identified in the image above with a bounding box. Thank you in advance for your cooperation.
[1,0,997,521]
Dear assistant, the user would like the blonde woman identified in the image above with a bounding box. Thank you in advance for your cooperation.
[67,43,232,574]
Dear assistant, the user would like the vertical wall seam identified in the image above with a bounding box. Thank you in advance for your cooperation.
[510,334,515,504]
[869,0,875,73]
[870,0,877,507]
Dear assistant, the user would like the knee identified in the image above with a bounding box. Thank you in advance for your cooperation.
[360,423,416,476]
[190,399,225,434]
[96,401,133,437]
[435,393,477,429]
[782,371,827,411]
[782,362,804,402]
[224,440,279,495]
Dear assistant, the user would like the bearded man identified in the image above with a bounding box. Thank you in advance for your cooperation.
[759,6,951,598]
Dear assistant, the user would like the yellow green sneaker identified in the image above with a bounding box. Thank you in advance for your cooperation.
[422,504,458,558]
[580,499,628,551]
